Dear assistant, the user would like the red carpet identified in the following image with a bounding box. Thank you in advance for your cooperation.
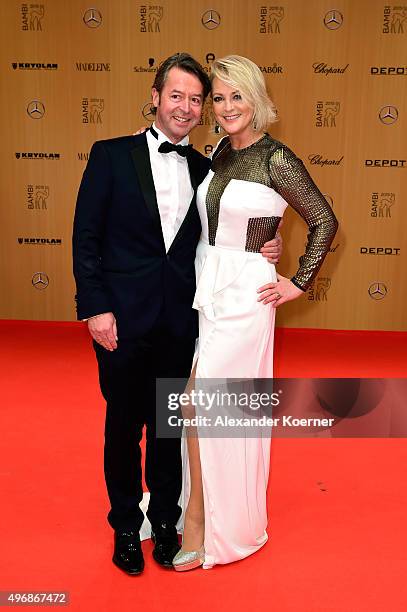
[1,321,406,611]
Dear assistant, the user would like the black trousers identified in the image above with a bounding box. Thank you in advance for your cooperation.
[94,321,195,532]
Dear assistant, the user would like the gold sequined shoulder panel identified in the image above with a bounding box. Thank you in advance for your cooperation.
[268,144,338,290]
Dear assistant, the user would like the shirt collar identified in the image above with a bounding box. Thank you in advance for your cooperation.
[150,122,189,147]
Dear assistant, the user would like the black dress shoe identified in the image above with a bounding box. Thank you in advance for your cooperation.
[113,530,144,575]
[151,523,180,568]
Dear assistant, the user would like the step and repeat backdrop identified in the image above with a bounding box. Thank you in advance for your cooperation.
[1,0,406,330]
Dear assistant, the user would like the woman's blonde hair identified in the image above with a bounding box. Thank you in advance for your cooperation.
[210,55,278,131]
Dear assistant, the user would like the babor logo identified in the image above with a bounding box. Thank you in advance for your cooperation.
[21,4,45,31]
[142,102,155,122]
[308,277,331,301]
[82,98,104,124]
[27,185,49,210]
[27,100,45,119]
[383,6,407,33]
[259,6,284,33]
[379,105,398,124]
[315,102,340,127]
[201,10,221,30]
[323,9,343,29]
[32,272,49,290]
[368,282,387,300]
[83,8,102,28]
[371,192,395,218]
[140,5,164,32]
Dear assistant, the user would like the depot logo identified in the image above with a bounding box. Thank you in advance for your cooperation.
[360,247,400,255]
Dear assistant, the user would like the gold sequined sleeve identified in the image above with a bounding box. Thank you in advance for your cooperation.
[269,146,338,291]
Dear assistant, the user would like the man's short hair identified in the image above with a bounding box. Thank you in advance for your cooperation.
[151,52,211,114]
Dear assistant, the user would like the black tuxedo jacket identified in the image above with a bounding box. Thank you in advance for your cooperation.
[72,133,210,339]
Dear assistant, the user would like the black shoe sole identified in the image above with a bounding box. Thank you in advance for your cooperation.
[112,556,144,575]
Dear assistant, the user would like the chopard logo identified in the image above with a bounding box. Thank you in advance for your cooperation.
[312,62,349,75]
[308,154,344,167]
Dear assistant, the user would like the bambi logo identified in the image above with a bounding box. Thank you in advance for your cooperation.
[27,100,45,119]
[82,98,104,123]
[27,185,49,210]
[83,8,102,28]
[32,272,49,290]
[21,4,45,31]
[323,9,343,30]
[259,6,284,33]
[308,277,331,301]
[383,6,407,33]
[379,105,398,124]
[315,102,340,127]
[201,10,221,30]
[368,282,387,300]
[140,6,164,32]
[371,193,395,218]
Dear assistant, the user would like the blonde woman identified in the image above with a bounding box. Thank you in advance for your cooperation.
[173,55,338,571]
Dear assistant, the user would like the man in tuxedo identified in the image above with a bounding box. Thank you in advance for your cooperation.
[72,53,281,575]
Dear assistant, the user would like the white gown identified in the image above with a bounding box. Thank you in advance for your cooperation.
[181,134,338,569]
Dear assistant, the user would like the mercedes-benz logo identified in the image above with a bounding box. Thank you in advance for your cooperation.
[379,105,398,125]
[202,10,221,30]
[324,10,343,30]
[32,272,49,290]
[368,282,387,300]
[142,102,155,122]
[83,8,102,28]
[27,100,45,119]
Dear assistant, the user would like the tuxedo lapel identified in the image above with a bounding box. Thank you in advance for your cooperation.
[130,137,163,235]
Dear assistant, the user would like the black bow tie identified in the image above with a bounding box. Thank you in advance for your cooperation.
[149,125,192,158]
[158,140,193,158]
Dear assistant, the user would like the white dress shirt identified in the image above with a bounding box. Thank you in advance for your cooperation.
[146,123,194,252]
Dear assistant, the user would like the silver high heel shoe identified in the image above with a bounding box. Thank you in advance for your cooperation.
[172,545,205,572]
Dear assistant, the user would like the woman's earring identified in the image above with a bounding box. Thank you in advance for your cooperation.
[214,123,221,134]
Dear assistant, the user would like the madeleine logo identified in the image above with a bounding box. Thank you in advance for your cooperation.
[259,6,284,33]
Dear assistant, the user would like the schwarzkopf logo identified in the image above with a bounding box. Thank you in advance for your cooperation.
[18,237,62,245]
[315,101,340,127]
[323,10,343,30]
[140,5,163,32]
[27,100,45,119]
[82,98,104,124]
[383,6,407,33]
[360,246,400,255]
[371,192,395,218]
[202,53,215,74]
[379,105,398,124]
[371,66,407,75]
[21,4,44,31]
[133,57,158,73]
[308,277,331,301]
[12,62,57,70]
[365,159,406,167]
[368,282,387,300]
[204,144,214,156]
[32,272,49,290]
[27,185,49,210]
[308,154,343,167]
[201,9,221,29]
[76,62,110,71]
[259,6,284,33]
[83,8,102,28]
[15,152,60,160]
[313,62,349,76]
